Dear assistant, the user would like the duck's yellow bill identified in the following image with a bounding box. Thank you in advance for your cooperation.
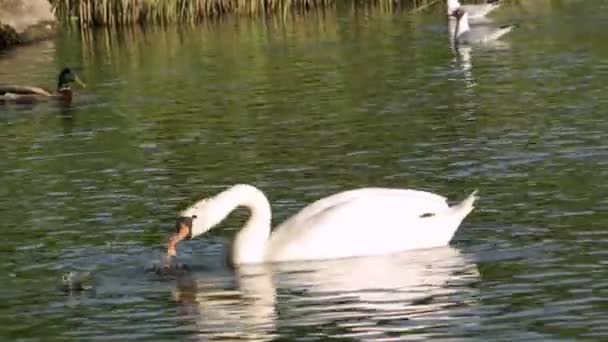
[74,75,86,88]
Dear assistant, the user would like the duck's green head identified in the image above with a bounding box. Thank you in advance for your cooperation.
[57,68,86,91]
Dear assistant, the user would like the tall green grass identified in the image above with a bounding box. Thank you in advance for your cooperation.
[50,0,440,27]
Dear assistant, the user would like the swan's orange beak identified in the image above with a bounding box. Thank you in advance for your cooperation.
[167,217,193,257]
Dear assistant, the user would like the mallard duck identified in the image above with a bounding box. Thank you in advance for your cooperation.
[0,67,86,104]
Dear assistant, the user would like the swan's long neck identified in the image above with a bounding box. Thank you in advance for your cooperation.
[213,184,272,265]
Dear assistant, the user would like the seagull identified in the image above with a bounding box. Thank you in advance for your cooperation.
[451,8,515,44]
[447,0,503,21]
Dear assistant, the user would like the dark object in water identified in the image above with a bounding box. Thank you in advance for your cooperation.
[61,271,94,292]
[149,258,190,277]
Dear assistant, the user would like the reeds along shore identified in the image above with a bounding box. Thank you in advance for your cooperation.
[51,0,333,26]
[50,0,440,27]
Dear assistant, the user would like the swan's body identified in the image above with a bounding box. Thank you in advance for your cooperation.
[448,0,502,21]
[451,9,514,44]
[172,184,478,265]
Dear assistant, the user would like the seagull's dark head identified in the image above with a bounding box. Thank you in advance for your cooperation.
[451,8,466,20]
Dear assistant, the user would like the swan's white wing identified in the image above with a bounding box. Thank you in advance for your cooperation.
[278,188,447,228]
[265,189,452,262]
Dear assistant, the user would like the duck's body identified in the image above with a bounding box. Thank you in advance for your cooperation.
[0,85,58,104]
[0,68,85,104]
[169,184,478,266]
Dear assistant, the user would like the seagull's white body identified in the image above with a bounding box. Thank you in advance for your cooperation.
[452,9,514,44]
[181,184,478,265]
[448,0,503,20]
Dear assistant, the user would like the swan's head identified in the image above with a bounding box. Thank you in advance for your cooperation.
[167,216,193,257]
[167,198,224,256]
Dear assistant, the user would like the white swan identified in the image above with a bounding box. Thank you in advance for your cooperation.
[167,184,478,265]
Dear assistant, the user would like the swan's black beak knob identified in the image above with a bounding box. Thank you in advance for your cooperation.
[168,217,194,257]
[175,216,194,239]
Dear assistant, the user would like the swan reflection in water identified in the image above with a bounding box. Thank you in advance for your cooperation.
[171,246,480,341]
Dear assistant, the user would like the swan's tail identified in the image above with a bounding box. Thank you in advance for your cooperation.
[451,190,478,219]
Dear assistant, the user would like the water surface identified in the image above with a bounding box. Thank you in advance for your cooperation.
[1,1,608,340]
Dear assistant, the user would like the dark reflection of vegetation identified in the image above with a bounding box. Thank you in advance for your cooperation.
[59,103,75,133]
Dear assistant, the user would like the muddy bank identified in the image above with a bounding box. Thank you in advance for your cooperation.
[0,23,19,50]
[0,21,57,50]
[0,0,57,50]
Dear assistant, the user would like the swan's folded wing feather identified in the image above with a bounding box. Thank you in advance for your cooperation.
[266,189,450,261]
[276,188,447,230]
